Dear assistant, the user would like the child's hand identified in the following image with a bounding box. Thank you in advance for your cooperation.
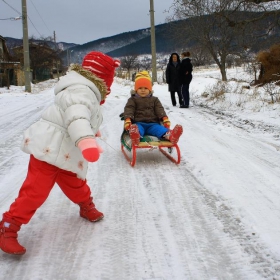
[78,138,103,162]
[162,117,171,129]
[124,118,132,130]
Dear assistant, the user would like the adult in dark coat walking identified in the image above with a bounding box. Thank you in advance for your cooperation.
[165,53,183,107]
[180,51,193,108]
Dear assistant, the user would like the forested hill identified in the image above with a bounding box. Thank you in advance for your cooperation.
[4,11,279,63]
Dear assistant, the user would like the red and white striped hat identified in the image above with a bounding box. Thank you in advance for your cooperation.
[82,51,120,96]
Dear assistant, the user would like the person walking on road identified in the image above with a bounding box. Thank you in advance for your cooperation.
[166,53,183,107]
[180,51,193,108]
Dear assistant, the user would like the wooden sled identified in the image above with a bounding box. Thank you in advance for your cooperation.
[121,132,181,167]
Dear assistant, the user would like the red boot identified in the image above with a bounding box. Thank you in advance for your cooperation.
[79,197,104,222]
[0,217,26,255]
[165,124,183,144]
[129,124,140,145]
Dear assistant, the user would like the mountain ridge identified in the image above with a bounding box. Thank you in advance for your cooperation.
[3,11,280,64]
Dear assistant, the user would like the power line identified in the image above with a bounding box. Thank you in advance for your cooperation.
[27,14,43,37]
[1,0,43,38]
[30,0,51,34]
[1,0,21,15]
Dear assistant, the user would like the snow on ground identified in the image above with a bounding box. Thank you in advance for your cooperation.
[0,67,280,280]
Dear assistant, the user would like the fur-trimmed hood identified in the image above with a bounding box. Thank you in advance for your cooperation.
[54,64,108,103]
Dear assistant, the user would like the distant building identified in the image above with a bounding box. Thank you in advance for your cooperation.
[0,35,23,87]
[12,42,63,82]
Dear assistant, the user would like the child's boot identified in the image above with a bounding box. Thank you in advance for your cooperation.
[165,124,183,144]
[78,197,104,222]
[0,217,26,255]
[129,124,140,145]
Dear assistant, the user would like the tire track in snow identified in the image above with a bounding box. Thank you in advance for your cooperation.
[1,86,280,279]
[0,94,53,209]
[137,161,261,279]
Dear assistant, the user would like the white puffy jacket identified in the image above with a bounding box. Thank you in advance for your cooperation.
[21,70,104,179]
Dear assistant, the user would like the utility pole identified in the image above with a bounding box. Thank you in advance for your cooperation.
[149,0,157,82]
[67,49,70,66]
[22,0,31,92]
[53,31,60,80]
[70,50,73,64]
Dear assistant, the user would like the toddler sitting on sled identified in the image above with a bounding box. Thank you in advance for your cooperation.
[123,71,183,145]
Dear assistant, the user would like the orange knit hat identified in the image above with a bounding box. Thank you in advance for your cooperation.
[134,71,152,91]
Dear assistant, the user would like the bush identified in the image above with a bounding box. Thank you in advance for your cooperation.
[257,43,280,84]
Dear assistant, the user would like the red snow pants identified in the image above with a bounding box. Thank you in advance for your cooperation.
[4,155,91,224]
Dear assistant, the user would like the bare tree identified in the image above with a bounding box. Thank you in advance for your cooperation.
[120,55,139,79]
[134,60,142,72]
[157,57,169,83]
[168,0,280,81]
[189,47,213,67]
[139,56,152,71]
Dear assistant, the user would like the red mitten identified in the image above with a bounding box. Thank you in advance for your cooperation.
[124,118,132,130]
[95,130,101,137]
[162,116,171,129]
[78,138,103,162]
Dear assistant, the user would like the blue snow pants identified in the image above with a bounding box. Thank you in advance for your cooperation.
[135,122,168,139]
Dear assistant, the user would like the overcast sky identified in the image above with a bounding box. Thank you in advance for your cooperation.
[0,0,175,44]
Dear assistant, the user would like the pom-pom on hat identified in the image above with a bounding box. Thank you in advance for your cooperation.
[134,71,152,92]
[82,51,120,95]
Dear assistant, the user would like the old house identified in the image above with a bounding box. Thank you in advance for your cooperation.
[0,35,22,87]
[12,42,62,82]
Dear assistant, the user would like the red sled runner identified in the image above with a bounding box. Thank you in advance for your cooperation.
[121,131,181,167]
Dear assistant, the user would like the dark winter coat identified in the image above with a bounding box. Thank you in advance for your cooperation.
[180,57,193,84]
[166,53,181,92]
[123,93,167,123]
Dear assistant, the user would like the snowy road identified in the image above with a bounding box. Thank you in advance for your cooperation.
[0,79,280,280]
